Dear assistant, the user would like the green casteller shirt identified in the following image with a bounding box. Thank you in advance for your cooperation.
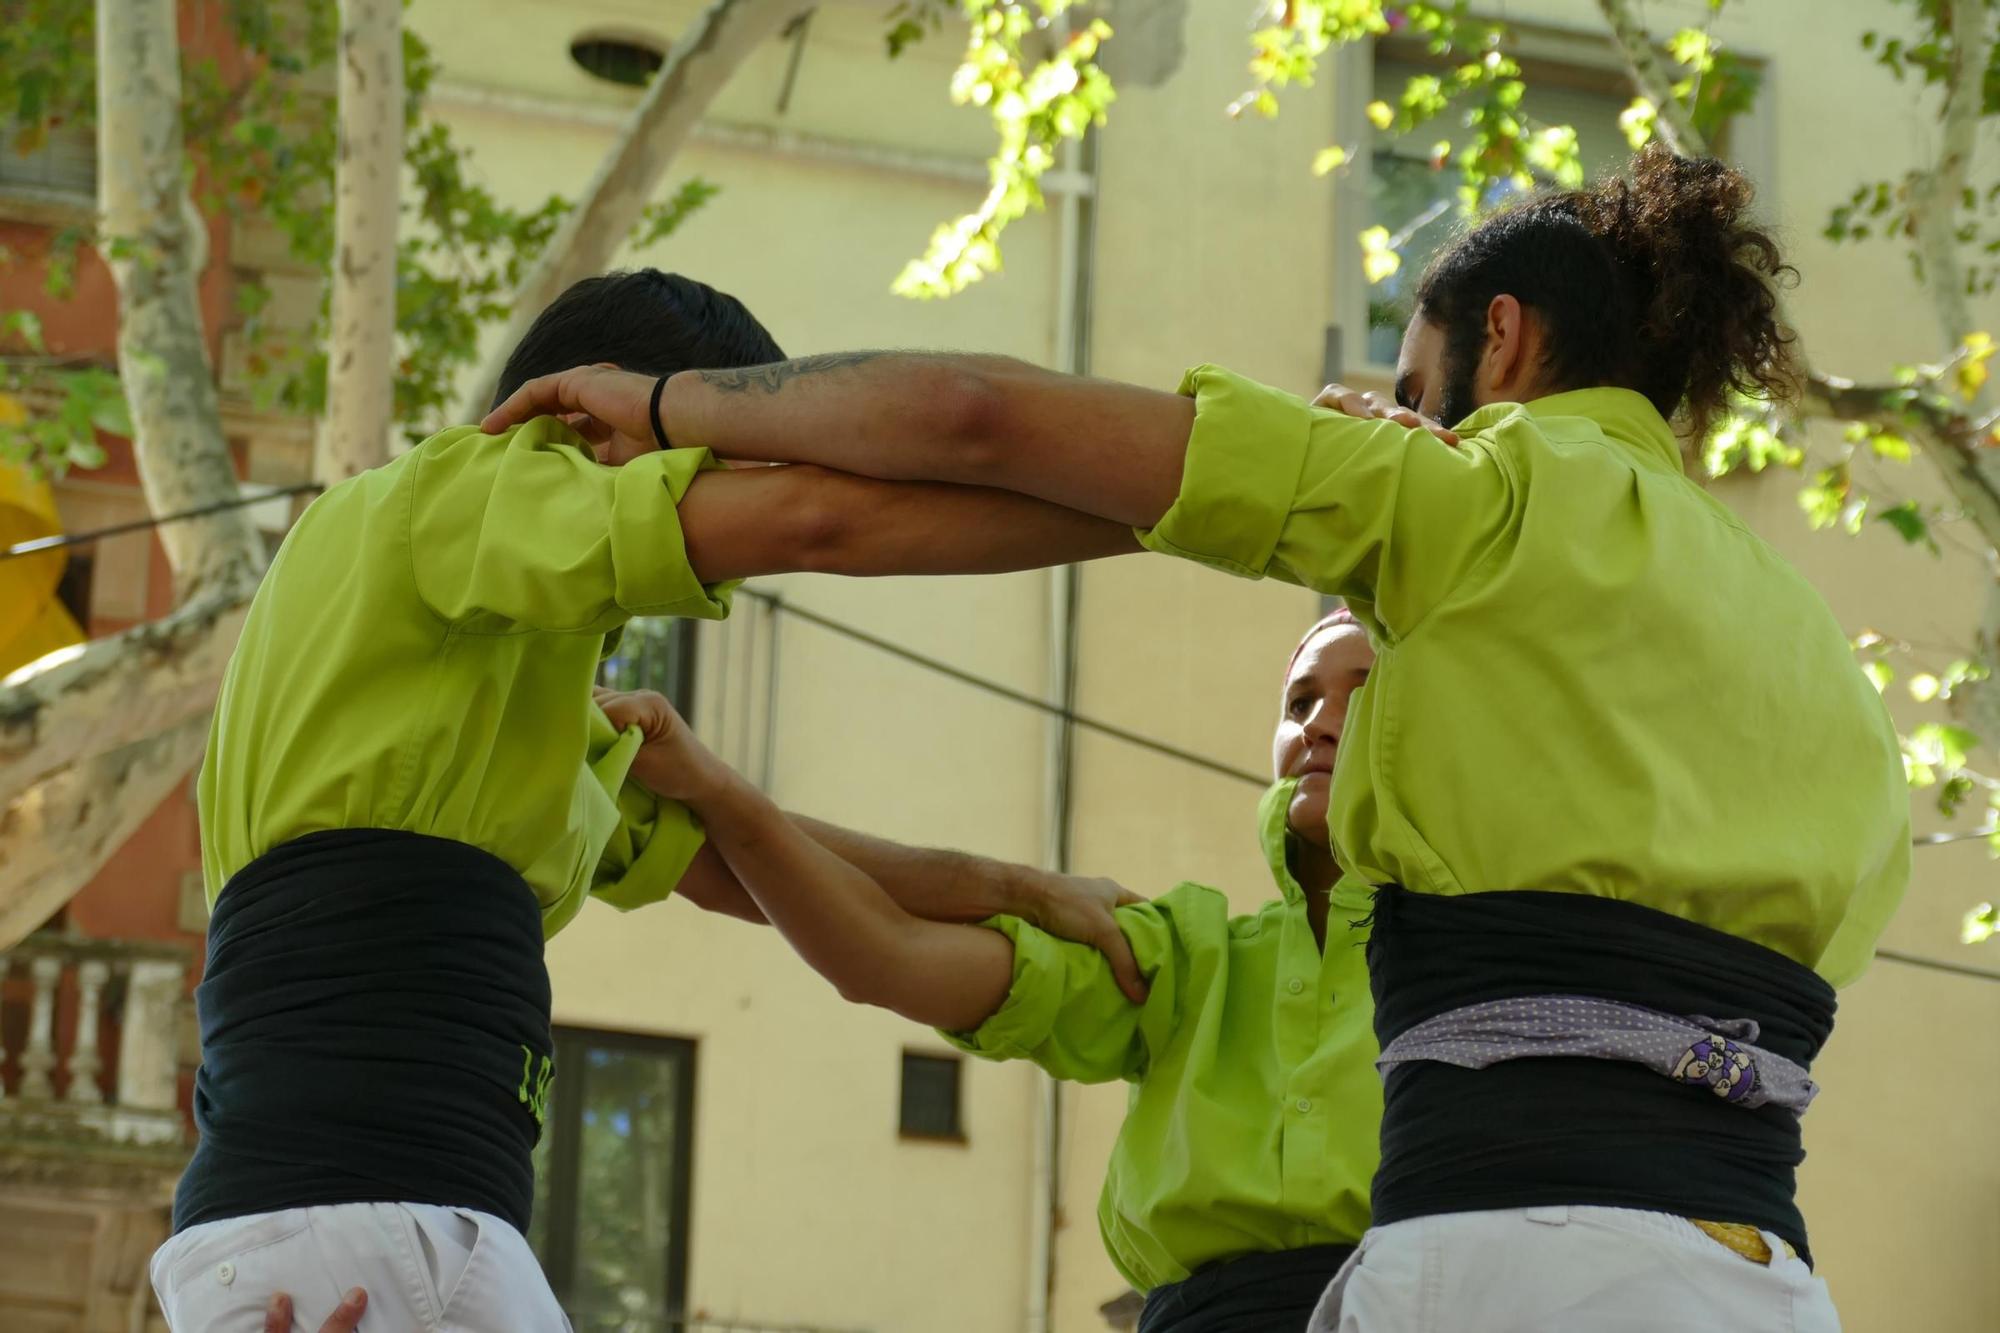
[1138,368,1910,987]
[946,780,1381,1292]
[198,418,732,935]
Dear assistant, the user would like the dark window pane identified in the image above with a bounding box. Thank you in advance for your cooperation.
[570,38,665,88]
[529,1030,694,1333]
[1365,60,1631,368]
[899,1051,964,1141]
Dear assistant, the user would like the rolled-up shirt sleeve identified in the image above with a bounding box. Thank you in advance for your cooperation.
[941,892,1205,1084]
[410,418,735,634]
[586,707,707,911]
[1136,366,1512,634]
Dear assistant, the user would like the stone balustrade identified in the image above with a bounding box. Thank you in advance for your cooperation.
[0,933,191,1153]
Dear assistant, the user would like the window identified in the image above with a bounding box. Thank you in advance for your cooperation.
[570,34,666,88]
[898,1050,964,1142]
[1361,48,1636,368]
[0,120,96,199]
[55,546,93,628]
[598,617,698,717]
[529,1028,697,1333]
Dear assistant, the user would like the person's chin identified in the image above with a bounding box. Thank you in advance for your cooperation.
[1287,784,1331,841]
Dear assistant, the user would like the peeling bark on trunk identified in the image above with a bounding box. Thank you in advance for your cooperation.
[95,0,261,598]
[0,0,259,938]
[455,0,814,421]
[317,0,403,482]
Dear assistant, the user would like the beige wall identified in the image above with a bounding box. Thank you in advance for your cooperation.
[412,2,1997,1330]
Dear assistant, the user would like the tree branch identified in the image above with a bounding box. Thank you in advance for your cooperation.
[1594,0,1708,156]
[1602,0,2000,551]
[1798,371,2000,541]
[0,587,247,805]
[453,0,814,421]
[0,714,210,948]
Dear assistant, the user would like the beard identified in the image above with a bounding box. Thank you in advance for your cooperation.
[1436,341,1481,429]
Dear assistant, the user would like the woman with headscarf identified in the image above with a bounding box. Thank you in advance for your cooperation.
[598,608,1383,1333]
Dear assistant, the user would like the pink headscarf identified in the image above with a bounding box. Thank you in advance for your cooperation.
[1282,604,1361,687]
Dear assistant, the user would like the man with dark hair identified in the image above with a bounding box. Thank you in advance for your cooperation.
[488,153,1905,1330]
[491,269,785,409]
[151,270,1147,1332]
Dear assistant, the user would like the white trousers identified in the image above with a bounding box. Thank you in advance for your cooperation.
[150,1202,570,1332]
[1307,1205,1841,1333]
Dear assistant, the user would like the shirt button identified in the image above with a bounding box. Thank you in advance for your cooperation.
[1287,978,1305,995]
[1296,1098,1312,1114]
[217,1261,236,1286]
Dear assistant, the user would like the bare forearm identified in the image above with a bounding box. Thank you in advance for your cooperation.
[793,815,1036,923]
[660,352,1194,528]
[662,352,1011,482]
[689,770,1013,1030]
[812,479,1142,577]
[677,465,1139,585]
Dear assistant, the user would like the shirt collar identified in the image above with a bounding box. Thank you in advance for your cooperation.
[1259,776,1381,919]
[1259,778,1307,905]
[1455,386,1683,474]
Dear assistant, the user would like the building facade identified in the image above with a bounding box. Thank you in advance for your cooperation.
[1,2,1994,1331]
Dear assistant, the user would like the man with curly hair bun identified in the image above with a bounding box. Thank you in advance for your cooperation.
[491,148,1902,1330]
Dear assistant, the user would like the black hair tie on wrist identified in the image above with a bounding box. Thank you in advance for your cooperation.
[649,375,672,450]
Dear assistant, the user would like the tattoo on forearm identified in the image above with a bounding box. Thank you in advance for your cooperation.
[697,351,885,395]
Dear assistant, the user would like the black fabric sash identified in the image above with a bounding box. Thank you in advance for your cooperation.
[1365,885,1837,1261]
[174,830,554,1235]
[1137,1245,1355,1333]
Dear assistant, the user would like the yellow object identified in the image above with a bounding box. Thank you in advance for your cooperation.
[0,441,86,678]
[1690,1218,1797,1266]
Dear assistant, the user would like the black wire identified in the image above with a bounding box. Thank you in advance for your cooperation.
[740,592,2000,985]
[0,483,323,561]
[740,588,1270,790]
[7,498,1998,985]
[1874,947,2000,983]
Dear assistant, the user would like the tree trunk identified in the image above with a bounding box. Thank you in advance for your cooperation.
[96,0,260,599]
[455,0,814,420]
[0,715,210,946]
[317,0,403,482]
[0,0,258,941]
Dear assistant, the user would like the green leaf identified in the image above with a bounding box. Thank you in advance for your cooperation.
[1965,902,1999,944]
[1958,330,1995,399]
[1875,500,1934,549]
[1913,722,1980,771]
[1311,145,1349,177]
[1618,98,1657,150]
[629,178,721,250]
[2,309,45,352]
[1944,659,1991,694]
[1359,226,1401,284]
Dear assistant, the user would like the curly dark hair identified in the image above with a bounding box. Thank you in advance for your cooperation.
[1415,146,1798,446]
